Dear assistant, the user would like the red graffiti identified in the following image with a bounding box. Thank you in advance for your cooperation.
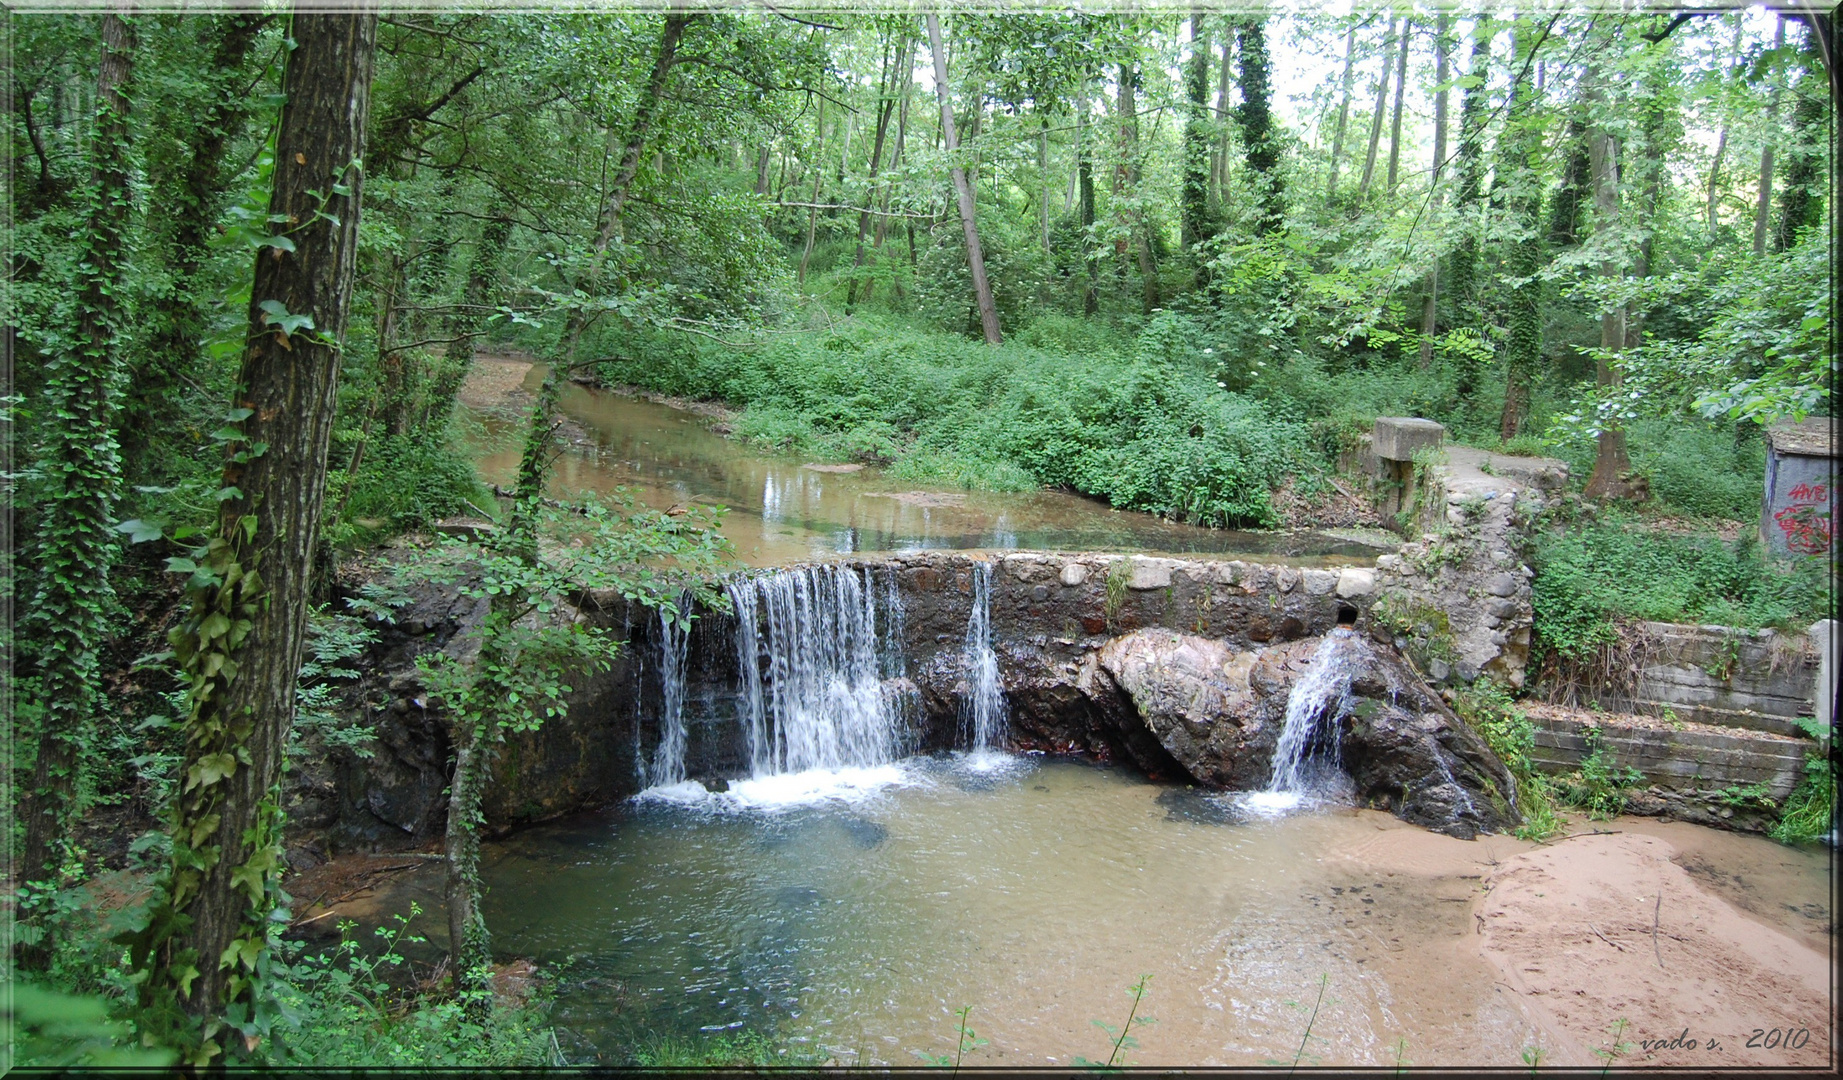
[1786,482,1830,503]
[1774,503,1834,555]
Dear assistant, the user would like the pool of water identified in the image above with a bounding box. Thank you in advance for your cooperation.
[467,366,1390,568]
[481,756,1552,1067]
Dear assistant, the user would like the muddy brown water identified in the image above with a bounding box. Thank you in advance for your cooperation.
[464,364,1388,568]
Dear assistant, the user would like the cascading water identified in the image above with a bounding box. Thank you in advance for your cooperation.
[1245,628,1361,814]
[646,600,693,787]
[960,561,1008,754]
[726,564,904,777]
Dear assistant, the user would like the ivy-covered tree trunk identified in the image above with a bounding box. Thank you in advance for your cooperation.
[1583,104,1641,501]
[1181,10,1211,253]
[1753,18,1785,257]
[1448,16,1494,402]
[1235,18,1281,235]
[1498,21,1544,442]
[1077,85,1097,315]
[1418,13,1450,369]
[131,12,375,1061]
[1772,30,1825,252]
[121,13,265,477]
[928,13,1001,345]
[18,11,136,953]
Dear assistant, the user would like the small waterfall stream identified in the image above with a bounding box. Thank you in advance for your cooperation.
[1245,628,1361,813]
[726,564,905,776]
[960,561,1008,754]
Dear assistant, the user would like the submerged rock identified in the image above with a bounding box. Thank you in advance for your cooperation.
[1093,628,1519,838]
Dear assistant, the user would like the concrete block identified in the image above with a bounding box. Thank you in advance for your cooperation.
[1335,568,1376,597]
[1127,556,1177,590]
[1372,417,1445,462]
[1302,569,1338,596]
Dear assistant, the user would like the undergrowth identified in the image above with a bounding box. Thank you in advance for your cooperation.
[1531,509,1830,663]
[1771,717,1837,845]
[1450,681,1561,840]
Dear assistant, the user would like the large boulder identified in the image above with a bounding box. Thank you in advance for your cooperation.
[1090,627,1520,838]
[1092,629,1275,790]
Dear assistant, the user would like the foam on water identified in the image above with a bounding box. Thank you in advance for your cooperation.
[635,763,919,811]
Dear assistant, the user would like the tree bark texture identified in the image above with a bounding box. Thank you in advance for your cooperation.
[135,12,375,1057]
[928,14,1001,345]
[19,11,136,941]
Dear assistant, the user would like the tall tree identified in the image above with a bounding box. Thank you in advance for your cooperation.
[1325,21,1360,204]
[1418,13,1451,369]
[129,11,377,1061]
[1448,15,1495,403]
[928,13,1001,344]
[1753,17,1785,257]
[1772,26,1825,252]
[1582,67,1641,500]
[1357,17,1397,202]
[1498,18,1545,441]
[18,10,136,958]
[1384,17,1412,193]
[1181,10,1212,252]
[1236,17,1281,235]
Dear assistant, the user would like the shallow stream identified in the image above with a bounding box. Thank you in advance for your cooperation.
[466,363,1385,567]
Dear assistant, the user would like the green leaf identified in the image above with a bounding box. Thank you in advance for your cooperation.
[115,519,165,544]
[253,235,296,253]
[165,557,199,574]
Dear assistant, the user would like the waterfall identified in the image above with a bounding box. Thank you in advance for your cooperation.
[1256,628,1361,807]
[961,561,1008,753]
[727,564,903,776]
[647,600,693,787]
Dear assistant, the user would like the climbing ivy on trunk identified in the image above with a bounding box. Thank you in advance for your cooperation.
[126,11,377,1063]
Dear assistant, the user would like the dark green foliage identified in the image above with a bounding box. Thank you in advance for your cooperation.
[1531,510,1831,660]
[1450,681,1560,840]
[1770,718,1836,845]
[330,436,486,539]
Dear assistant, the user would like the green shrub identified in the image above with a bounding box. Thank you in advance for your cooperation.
[1771,717,1836,845]
[1556,725,1645,819]
[1532,511,1830,660]
[334,434,486,537]
[1450,681,1561,840]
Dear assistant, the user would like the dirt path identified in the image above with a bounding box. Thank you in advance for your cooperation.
[1473,830,1831,1069]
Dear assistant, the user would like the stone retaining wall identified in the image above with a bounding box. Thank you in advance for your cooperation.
[1599,621,1824,737]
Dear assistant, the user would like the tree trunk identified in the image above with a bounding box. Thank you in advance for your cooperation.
[1213,38,1233,213]
[132,12,376,1060]
[1449,16,1494,402]
[1357,17,1397,203]
[799,97,826,286]
[927,14,1001,344]
[1419,13,1450,370]
[18,11,136,950]
[1706,15,1742,236]
[1499,22,1543,442]
[1325,23,1358,203]
[1583,104,1641,501]
[1078,87,1097,314]
[849,34,898,310]
[1039,113,1053,256]
[1236,19,1281,235]
[1754,17,1785,257]
[1181,10,1212,251]
[1385,18,1412,193]
[1773,29,1824,252]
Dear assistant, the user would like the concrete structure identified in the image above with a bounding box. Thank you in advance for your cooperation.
[1602,621,1825,737]
[1762,417,1836,561]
